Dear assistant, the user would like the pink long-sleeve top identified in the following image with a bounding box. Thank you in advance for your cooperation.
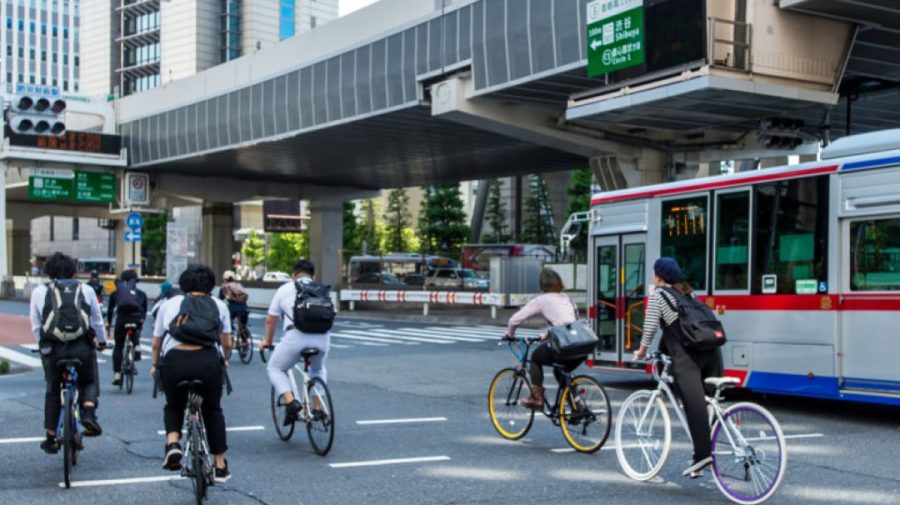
[506,293,577,338]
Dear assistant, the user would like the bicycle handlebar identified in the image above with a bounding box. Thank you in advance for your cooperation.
[498,336,541,346]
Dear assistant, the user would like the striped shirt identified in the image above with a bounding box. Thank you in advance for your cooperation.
[640,287,680,348]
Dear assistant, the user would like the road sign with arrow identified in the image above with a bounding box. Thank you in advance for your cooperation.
[586,0,645,78]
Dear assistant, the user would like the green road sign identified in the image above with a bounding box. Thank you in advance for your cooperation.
[75,171,116,203]
[29,169,117,203]
[587,0,645,78]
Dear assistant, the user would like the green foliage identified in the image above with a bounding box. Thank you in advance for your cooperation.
[0,357,9,374]
[267,232,309,273]
[384,188,412,252]
[360,199,386,255]
[565,168,593,261]
[343,201,363,254]
[483,179,509,243]
[142,212,169,276]
[521,174,556,245]
[402,227,421,253]
[241,229,266,268]
[418,185,470,256]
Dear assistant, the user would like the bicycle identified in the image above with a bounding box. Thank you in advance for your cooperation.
[120,323,140,394]
[264,345,334,456]
[488,337,612,453]
[33,351,84,489]
[615,352,787,504]
[232,314,253,365]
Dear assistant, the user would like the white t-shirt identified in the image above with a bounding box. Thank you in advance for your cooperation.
[267,277,331,339]
[153,294,232,356]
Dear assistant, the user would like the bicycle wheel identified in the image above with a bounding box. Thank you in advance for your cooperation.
[559,375,612,453]
[239,328,253,364]
[306,377,334,456]
[190,420,207,505]
[260,346,268,363]
[270,386,295,441]
[615,389,671,481]
[711,402,787,505]
[487,368,534,440]
[125,347,134,395]
[63,392,73,489]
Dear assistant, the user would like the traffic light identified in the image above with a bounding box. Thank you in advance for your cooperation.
[6,95,66,136]
[758,117,804,150]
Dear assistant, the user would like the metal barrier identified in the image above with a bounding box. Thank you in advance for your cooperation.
[341,289,505,318]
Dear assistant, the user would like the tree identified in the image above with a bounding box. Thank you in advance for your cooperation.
[359,199,386,255]
[142,212,169,275]
[241,229,266,268]
[383,188,412,252]
[343,201,363,254]
[522,174,556,245]
[267,232,308,273]
[418,185,470,256]
[565,168,593,261]
[483,179,509,243]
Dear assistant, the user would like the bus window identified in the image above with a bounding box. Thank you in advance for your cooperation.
[661,196,708,290]
[850,219,900,291]
[715,191,750,291]
[753,176,829,294]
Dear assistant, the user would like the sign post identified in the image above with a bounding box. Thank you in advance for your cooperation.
[587,0,645,78]
[126,212,143,272]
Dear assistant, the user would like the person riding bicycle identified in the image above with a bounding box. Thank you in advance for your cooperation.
[503,268,581,410]
[29,252,108,453]
[151,264,233,483]
[87,270,104,306]
[634,257,724,479]
[150,280,183,319]
[107,270,148,386]
[219,271,249,333]
[260,259,331,426]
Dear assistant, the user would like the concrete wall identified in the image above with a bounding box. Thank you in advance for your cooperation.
[31,217,114,261]
[80,0,115,96]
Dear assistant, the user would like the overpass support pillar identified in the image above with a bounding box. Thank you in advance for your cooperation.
[589,149,667,190]
[308,200,343,288]
[201,203,235,279]
[9,221,31,276]
[115,219,142,276]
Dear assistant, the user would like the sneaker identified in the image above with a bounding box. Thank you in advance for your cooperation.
[284,400,302,426]
[111,373,122,386]
[133,349,142,362]
[214,460,231,483]
[40,436,59,455]
[162,442,183,471]
[683,456,713,478]
[80,407,103,437]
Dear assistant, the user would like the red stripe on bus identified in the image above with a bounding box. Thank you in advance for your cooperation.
[723,369,749,387]
[697,294,900,311]
[590,165,839,205]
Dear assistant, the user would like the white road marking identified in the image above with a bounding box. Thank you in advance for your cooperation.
[551,448,575,453]
[0,436,46,444]
[356,417,448,426]
[60,475,184,488]
[329,455,451,469]
[0,345,42,367]
[396,328,485,342]
[157,425,265,435]
[358,329,456,345]
[330,343,351,349]
[425,327,497,338]
[328,332,396,346]
[19,344,108,363]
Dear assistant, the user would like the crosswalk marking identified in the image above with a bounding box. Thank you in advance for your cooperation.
[328,332,396,346]
[332,330,431,345]
[360,329,457,345]
[0,345,42,367]
[391,328,485,342]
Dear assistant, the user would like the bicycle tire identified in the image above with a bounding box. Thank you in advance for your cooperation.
[125,349,134,395]
[711,402,788,505]
[615,389,671,481]
[487,368,534,440]
[260,346,268,363]
[271,386,295,441]
[306,377,334,456]
[63,391,73,489]
[559,375,612,453]
[191,419,206,505]
[239,328,253,364]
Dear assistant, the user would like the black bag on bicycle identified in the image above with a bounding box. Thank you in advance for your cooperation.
[167,295,222,347]
[291,281,335,334]
[547,297,599,359]
[660,287,727,351]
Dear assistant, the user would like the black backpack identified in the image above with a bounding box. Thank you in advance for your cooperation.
[115,279,143,316]
[167,295,222,347]
[660,287,727,351]
[41,280,91,343]
[291,281,335,334]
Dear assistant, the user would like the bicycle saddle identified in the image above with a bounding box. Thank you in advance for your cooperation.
[705,377,740,389]
[176,379,205,390]
[56,358,82,369]
[300,347,320,359]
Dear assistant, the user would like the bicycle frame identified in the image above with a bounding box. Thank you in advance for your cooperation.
[504,338,575,421]
[286,360,332,421]
[183,390,212,480]
[57,366,82,440]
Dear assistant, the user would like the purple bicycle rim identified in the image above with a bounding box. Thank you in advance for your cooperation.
[711,405,782,502]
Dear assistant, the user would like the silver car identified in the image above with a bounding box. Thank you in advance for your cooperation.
[426,268,490,289]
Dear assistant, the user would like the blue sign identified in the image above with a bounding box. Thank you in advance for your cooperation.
[124,230,142,243]
[15,82,60,97]
[819,281,828,293]
[126,212,143,230]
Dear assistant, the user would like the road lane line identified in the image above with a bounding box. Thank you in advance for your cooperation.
[60,475,184,488]
[329,455,450,468]
[396,329,485,342]
[551,448,575,453]
[0,345,42,367]
[328,332,396,346]
[424,327,495,339]
[0,436,46,444]
[356,417,448,426]
[359,330,456,344]
[157,425,265,435]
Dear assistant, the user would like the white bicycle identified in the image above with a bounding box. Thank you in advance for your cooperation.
[615,352,787,504]
[264,345,334,456]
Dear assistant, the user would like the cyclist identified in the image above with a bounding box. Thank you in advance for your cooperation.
[150,280,182,319]
[107,270,148,386]
[219,271,250,335]
[87,270,104,306]
[29,252,108,453]
[260,259,330,425]
[634,257,723,479]
[503,268,581,410]
[150,264,233,483]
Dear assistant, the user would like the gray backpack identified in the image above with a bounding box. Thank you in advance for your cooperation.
[41,280,91,343]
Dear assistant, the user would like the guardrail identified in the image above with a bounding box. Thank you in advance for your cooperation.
[340,290,587,319]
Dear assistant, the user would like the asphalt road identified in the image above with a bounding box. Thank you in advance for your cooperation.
[1,300,898,505]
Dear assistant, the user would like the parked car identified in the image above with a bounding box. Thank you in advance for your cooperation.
[353,272,404,286]
[402,273,426,286]
[425,268,490,289]
[263,271,291,282]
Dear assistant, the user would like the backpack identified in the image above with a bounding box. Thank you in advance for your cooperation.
[41,280,91,343]
[660,287,727,351]
[167,295,222,347]
[115,279,143,316]
[222,282,249,304]
[291,280,335,334]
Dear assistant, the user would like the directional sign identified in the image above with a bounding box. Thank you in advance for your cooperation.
[587,0,645,78]
[126,212,144,231]
[124,230,142,243]
[75,172,116,203]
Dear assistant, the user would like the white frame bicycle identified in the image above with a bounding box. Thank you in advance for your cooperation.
[615,352,787,504]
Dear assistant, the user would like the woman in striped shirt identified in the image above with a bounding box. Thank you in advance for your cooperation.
[635,257,723,479]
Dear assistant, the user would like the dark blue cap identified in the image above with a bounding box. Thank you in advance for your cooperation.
[654,257,682,284]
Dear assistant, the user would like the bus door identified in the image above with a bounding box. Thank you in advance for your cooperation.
[592,233,647,365]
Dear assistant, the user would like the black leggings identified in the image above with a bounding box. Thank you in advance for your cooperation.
[664,335,723,461]
[161,349,228,455]
[529,341,583,387]
[42,340,99,431]
[112,317,142,373]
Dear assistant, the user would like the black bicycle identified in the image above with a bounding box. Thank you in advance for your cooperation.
[34,351,85,489]
[120,323,140,394]
[488,337,612,453]
[233,314,253,365]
